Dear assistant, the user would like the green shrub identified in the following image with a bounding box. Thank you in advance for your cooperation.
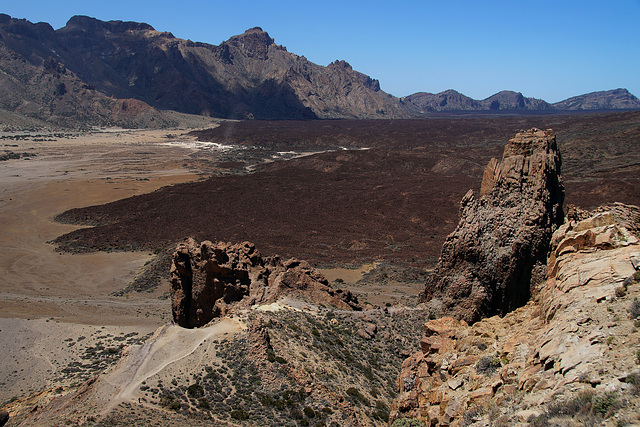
[591,392,619,416]
[303,406,315,418]
[230,409,249,420]
[198,397,210,409]
[631,299,640,319]
[290,408,304,420]
[187,383,204,398]
[346,387,370,406]
[476,356,502,375]
[625,372,640,395]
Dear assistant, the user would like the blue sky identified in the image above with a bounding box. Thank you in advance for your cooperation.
[3,0,639,102]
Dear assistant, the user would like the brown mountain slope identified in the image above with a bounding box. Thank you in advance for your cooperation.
[0,15,177,129]
[36,16,408,119]
[2,13,637,124]
[552,88,640,110]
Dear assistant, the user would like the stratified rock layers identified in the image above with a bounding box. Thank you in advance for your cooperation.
[170,239,360,328]
[421,129,564,323]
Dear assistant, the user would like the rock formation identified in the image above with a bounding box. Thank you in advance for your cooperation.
[392,204,640,426]
[170,238,360,328]
[421,128,564,323]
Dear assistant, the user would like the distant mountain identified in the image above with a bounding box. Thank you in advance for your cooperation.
[479,90,552,111]
[0,13,638,127]
[551,89,640,110]
[403,90,481,112]
[0,15,406,120]
[403,90,554,113]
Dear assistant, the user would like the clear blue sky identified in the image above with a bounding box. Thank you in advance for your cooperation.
[3,0,639,102]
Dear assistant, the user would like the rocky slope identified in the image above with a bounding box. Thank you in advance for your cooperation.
[404,90,553,113]
[421,128,564,323]
[170,239,360,328]
[552,88,640,111]
[0,15,180,129]
[391,203,640,426]
[8,291,430,426]
[403,89,640,113]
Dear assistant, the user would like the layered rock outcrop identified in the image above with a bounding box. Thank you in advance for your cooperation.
[421,128,564,323]
[170,239,360,328]
[391,204,640,426]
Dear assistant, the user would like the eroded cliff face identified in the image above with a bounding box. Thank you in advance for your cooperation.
[170,238,360,328]
[391,204,640,426]
[421,128,564,324]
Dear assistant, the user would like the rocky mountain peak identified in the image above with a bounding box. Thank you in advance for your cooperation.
[63,15,156,34]
[421,128,564,323]
[226,27,279,59]
[552,88,640,110]
[328,59,352,70]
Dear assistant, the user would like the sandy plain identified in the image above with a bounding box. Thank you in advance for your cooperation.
[0,127,216,404]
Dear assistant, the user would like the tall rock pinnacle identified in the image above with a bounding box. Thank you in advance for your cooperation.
[421,128,564,323]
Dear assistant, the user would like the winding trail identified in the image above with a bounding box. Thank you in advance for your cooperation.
[98,317,245,414]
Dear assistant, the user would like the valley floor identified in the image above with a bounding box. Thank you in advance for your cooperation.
[0,127,426,425]
[0,127,213,406]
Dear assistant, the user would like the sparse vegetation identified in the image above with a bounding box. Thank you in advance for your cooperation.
[0,151,36,161]
[528,391,622,426]
[131,308,425,425]
[630,299,640,319]
[475,356,502,375]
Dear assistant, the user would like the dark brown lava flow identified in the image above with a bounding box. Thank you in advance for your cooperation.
[54,111,640,265]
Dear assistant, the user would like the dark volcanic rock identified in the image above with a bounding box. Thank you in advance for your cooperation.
[421,128,564,323]
[170,239,360,328]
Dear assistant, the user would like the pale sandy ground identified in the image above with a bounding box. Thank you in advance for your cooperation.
[0,127,217,405]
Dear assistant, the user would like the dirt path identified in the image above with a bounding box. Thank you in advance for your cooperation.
[101,317,245,412]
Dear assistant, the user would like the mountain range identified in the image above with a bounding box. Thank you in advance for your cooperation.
[1,14,639,127]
